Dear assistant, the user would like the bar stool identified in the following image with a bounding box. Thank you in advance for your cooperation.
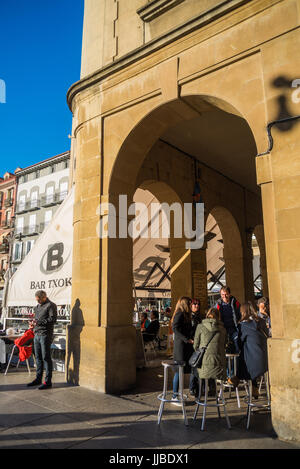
[223,353,248,408]
[157,360,188,426]
[245,371,271,430]
[193,378,231,431]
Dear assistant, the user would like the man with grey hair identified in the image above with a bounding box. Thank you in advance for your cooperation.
[27,291,57,389]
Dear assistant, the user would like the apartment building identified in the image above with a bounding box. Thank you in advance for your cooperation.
[12,151,70,272]
[0,171,18,291]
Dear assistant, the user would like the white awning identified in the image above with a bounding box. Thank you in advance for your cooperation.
[6,188,74,307]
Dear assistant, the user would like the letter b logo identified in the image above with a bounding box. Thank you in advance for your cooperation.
[47,243,64,271]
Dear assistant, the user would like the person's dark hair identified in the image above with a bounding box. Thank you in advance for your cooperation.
[141,312,148,320]
[239,301,258,322]
[220,286,231,294]
[151,310,159,319]
[35,290,47,299]
[257,297,270,316]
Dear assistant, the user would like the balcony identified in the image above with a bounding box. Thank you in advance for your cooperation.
[41,191,68,207]
[4,198,13,208]
[16,199,40,214]
[15,224,39,237]
[0,243,9,254]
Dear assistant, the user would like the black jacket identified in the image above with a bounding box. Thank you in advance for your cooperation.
[34,299,57,336]
[237,318,268,380]
[145,319,160,337]
[172,309,194,373]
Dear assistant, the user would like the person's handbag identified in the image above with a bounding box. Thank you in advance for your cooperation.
[189,331,218,368]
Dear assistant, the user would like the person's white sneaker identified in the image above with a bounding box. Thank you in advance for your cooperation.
[171,396,182,406]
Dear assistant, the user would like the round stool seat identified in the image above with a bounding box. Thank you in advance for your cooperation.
[161,360,185,367]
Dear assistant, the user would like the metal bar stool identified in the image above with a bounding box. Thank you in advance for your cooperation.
[157,360,188,426]
[223,354,248,408]
[193,378,231,431]
[245,371,271,430]
[5,344,32,375]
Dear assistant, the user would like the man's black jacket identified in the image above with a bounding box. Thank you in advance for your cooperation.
[34,299,57,336]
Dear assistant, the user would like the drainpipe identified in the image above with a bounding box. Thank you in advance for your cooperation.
[257,115,300,156]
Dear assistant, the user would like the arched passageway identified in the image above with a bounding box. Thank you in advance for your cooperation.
[98,94,265,390]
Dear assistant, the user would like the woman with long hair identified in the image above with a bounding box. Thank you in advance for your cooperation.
[228,301,269,398]
[171,296,194,405]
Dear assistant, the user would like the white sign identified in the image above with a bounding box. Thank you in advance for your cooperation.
[6,188,74,307]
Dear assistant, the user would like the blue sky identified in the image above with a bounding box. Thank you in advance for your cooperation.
[0,0,84,176]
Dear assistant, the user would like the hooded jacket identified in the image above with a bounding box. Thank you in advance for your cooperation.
[193,318,227,380]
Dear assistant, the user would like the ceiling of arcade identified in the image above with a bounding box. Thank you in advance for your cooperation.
[160,105,258,195]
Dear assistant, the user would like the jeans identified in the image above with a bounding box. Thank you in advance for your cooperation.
[173,371,179,397]
[34,334,53,384]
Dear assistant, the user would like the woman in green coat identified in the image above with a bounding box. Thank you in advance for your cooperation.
[193,308,227,384]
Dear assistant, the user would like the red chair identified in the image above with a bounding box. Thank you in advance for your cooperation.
[5,329,34,375]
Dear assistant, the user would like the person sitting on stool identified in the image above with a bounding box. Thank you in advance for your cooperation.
[142,310,160,343]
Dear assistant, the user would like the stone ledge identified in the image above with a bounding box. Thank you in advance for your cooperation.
[67,0,253,110]
[137,0,185,23]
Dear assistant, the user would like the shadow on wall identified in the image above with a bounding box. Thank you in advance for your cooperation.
[66,298,85,386]
[272,76,300,131]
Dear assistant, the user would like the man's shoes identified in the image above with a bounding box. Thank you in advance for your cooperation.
[38,382,52,390]
[27,379,42,387]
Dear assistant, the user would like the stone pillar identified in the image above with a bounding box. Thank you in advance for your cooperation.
[257,145,300,443]
[169,236,192,310]
[66,120,104,390]
[191,246,208,317]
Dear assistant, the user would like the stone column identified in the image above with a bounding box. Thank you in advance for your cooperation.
[191,246,208,316]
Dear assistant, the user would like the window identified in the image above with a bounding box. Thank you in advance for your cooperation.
[28,214,36,233]
[30,191,38,208]
[44,210,52,228]
[16,217,24,234]
[6,211,11,225]
[18,194,26,211]
[59,181,68,201]
[25,240,35,255]
[46,186,54,204]
[13,242,23,261]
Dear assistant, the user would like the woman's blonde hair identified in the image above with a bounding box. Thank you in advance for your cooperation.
[206,307,220,321]
[171,296,192,323]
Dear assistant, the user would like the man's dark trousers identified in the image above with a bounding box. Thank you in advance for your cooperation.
[34,334,53,385]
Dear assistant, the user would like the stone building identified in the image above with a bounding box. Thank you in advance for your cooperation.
[12,152,70,271]
[0,171,18,296]
[66,0,300,443]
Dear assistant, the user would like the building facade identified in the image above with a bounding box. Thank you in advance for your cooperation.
[67,0,300,443]
[0,171,18,293]
[12,152,70,271]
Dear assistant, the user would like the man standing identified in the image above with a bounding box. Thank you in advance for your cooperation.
[27,290,57,389]
[216,286,241,354]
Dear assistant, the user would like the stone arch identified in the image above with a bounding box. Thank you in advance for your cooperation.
[208,205,246,303]
[108,94,258,198]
